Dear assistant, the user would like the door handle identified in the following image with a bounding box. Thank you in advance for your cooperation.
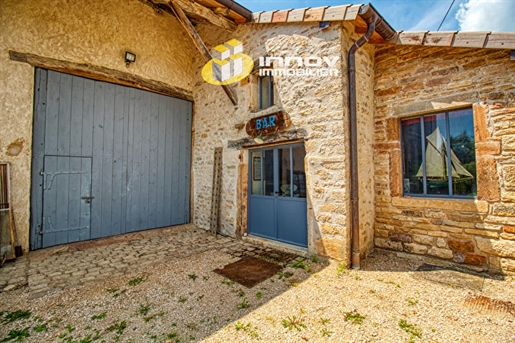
[81,196,95,204]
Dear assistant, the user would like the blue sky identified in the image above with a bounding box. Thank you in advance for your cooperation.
[237,0,515,32]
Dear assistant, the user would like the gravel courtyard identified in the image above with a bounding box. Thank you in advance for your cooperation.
[0,226,514,342]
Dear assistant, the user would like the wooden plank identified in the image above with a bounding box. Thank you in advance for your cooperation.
[57,73,72,156]
[183,102,192,222]
[287,8,307,22]
[119,86,130,234]
[139,90,151,230]
[147,93,159,229]
[79,157,92,241]
[423,31,456,47]
[45,71,60,155]
[167,1,238,106]
[110,84,125,236]
[164,97,176,224]
[397,31,427,45]
[210,147,223,235]
[258,10,275,23]
[485,32,515,49]
[124,88,136,233]
[322,5,350,21]
[272,9,290,23]
[90,81,105,239]
[452,32,489,48]
[70,76,84,156]
[343,4,362,20]
[31,69,47,249]
[101,83,115,235]
[81,79,94,157]
[152,0,237,31]
[304,7,327,22]
[176,100,187,223]
[67,157,81,243]
[155,94,167,227]
[9,51,193,101]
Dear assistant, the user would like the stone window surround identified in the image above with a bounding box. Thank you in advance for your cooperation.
[383,102,500,205]
[398,107,477,199]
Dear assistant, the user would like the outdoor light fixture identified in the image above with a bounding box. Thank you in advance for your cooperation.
[125,51,136,67]
[254,134,264,144]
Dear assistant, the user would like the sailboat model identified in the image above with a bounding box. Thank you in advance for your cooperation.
[416,127,474,186]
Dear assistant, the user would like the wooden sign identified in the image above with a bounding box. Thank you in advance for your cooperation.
[246,111,290,137]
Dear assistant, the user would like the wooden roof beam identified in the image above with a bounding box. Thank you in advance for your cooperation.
[167,0,238,105]
[155,0,236,31]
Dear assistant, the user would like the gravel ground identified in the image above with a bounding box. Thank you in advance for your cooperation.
[0,249,514,342]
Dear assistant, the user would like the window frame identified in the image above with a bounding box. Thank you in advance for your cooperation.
[258,75,274,110]
[400,108,477,199]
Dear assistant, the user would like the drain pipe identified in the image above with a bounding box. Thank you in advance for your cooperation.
[348,4,397,270]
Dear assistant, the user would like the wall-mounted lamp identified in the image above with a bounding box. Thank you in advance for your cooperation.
[254,134,264,144]
[125,51,136,67]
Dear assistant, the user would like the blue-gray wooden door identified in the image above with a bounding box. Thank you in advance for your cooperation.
[248,144,307,247]
[31,69,192,249]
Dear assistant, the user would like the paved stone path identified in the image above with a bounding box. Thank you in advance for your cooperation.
[0,224,297,298]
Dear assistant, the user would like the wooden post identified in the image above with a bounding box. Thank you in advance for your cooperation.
[167,0,238,106]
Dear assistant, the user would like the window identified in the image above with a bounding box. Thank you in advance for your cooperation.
[401,108,477,197]
[258,75,274,110]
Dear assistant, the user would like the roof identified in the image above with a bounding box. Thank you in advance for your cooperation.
[250,3,515,50]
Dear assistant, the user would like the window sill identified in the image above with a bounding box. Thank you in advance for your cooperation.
[250,104,283,116]
[391,196,488,213]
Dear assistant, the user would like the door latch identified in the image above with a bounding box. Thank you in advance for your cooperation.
[81,196,95,204]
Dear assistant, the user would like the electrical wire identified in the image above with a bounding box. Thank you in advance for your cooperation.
[437,0,457,31]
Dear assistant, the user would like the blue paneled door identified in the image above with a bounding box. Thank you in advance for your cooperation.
[31,69,192,249]
[248,144,307,247]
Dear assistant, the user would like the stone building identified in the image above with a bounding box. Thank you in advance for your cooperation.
[1,0,514,273]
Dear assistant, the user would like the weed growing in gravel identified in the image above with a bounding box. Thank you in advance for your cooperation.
[311,254,319,263]
[368,289,384,299]
[256,291,262,299]
[138,304,151,316]
[107,288,126,297]
[65,325,75,333]
[320,327,333,337]
[144,312,164,322]
[2,310,31,323]
[237,299,249,309]
[203,276,209,281]
[281,316,307,331]
[399,319,422,342]
[291,259,312,272]
[178,295,188,303]
[377,279,401,288]
[336,263,349,277]
[277,271,293,279]
[2,328,30,341]
[319,318,330,326]
[186,322,198,330]
[34,322,48,332]
[221,279,235,286]
[343,310,365,324]
[188,274,198,281]
[128,276,147,286]
[196,295,204,301]
[91,312,106,320]
[407,298,419,306]
[167,332,180,343]
[235,321,259,338]
[238,290,245,297]
[189,335,195,341]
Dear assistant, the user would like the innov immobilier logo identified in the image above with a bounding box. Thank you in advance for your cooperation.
[202,39,254,85]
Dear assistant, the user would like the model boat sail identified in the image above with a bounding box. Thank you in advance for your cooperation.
[416,127,474,183]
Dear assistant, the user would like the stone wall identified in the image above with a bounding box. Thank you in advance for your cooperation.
[0,0,194,251]
[373,45,515,274]
[192,22,377,262]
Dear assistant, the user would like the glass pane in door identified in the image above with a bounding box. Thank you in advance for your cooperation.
[263,149,274,196]
[292,145,306,198]
[251,151,262,195]
[278,147,291,197]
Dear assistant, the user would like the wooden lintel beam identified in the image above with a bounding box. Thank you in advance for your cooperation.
[155,0,236,31]
[9,51,193,101]
[168,0,238,106]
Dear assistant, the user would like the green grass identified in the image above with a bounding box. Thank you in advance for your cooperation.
[237,299,249,309]
[2,310,31,323]
[91,312,106,320]
[255,292,262,299]
[34,323,48,332]
[128,276,146,286]
[235,321,259,339]
[291,259,311,272]
[138,304,151,316]
[399,319,422,342]
[188,274,198,281]
[178,295,188,303]
[1,328,30,341]
[277,271,293,279]
[336,263,348,277]
[343,310,365,325]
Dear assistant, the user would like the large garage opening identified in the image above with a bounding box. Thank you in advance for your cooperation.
[30,69,192,249]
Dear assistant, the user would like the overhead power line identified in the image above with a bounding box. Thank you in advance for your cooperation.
[437,0,457,31]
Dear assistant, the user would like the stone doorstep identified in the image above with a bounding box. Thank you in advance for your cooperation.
[242,234,310,258]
